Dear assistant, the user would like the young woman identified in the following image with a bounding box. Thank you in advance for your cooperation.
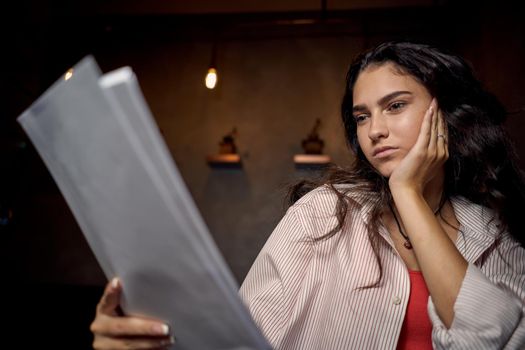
[91,41,525,349]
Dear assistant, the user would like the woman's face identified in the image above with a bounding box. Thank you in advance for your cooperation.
[352,63,433,177]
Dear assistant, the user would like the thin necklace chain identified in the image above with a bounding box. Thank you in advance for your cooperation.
[388,199,445,250]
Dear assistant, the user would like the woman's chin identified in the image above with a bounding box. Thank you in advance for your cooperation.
[376,167,394,179]
[367,159,397,178]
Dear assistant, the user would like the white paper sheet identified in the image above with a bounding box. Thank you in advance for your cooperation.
[17,56,271,350]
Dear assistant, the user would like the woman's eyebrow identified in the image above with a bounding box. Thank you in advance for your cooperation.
[352,91,413,113]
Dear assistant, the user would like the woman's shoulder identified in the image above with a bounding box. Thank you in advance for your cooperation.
[290,184,371,215]
[272,185,358,242]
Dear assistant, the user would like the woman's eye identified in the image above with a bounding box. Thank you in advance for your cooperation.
[354,114,368,123]
[388,101,406,112]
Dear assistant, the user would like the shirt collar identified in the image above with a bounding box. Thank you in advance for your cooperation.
[450,196,501,262]
[345,189,500,262]
[450,196,500,237]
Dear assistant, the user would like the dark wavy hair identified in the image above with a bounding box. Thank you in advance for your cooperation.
[290,41,525,286]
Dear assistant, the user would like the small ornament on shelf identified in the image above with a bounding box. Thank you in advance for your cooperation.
[301,118,324,155]
[295,118,331,168]
[218,127,238,154]
[207,127,242,167]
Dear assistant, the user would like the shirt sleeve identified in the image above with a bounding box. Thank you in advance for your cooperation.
[429,237,525,349]
[239,205,314,348]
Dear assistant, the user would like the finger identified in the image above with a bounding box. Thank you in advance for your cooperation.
[428,98,439,151]
[413,99,434,150]
[437,110,445,142]
[93,334,174,350]
[97,278,122,316]
[441,111,448,143]
[437,110,449,160]
[93,314,171,337]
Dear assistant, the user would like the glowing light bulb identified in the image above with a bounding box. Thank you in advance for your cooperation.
[64,68,74,81]
[205,68,218,89]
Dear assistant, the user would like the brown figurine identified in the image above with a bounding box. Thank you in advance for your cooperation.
[219,127,238,154]
[301,118,324,154]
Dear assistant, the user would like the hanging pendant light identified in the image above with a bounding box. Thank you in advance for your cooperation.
[205,42,218,89]
[205,67,217,89]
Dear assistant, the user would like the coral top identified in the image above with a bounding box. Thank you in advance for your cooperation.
[397,270,433,350]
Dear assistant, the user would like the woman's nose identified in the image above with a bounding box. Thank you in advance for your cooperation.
[368,114,389,141]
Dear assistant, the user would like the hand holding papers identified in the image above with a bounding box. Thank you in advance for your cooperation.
[17,57,270,350]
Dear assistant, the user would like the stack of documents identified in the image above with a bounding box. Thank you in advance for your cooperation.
[17,56,270,350]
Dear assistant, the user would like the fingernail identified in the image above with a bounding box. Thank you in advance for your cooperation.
[111,277,119,290]
[153,323,170,335]
[162,336,176,345]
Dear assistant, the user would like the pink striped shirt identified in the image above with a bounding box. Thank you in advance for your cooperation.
[240,186,525,349]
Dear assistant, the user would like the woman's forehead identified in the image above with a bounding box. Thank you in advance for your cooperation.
[353,63,426,103]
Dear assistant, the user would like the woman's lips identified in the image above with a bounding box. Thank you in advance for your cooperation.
[373,147,397,158]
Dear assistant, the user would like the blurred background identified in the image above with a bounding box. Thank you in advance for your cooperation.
[1,0,524,348]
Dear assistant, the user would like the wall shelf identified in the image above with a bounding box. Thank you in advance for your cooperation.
[294,154,331,164]
[206,154,242,168]
[294,154,331,169]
